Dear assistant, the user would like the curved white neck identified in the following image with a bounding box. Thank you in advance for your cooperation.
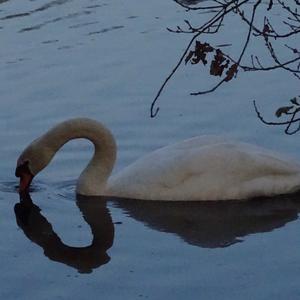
[40,118,117,195]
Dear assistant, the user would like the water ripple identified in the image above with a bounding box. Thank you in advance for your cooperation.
[0,179,76,199]
[51,180,76,200]
[0,181,46,194]
[69,21,99,29]
[33,0,71,13]
[87,25,124,35]
[19,11,92,33]
[1,12,30,20]
[1,0,72,20]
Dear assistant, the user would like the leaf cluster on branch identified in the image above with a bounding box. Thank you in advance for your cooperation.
[184,41,239,88]
[151,0,300,127]
[254,96,300,135]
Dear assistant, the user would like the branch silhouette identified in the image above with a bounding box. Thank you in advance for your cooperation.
[151,0,300,118]
[254,98,300,135]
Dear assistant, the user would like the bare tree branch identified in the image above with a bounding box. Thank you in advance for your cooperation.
[151,0,300,120]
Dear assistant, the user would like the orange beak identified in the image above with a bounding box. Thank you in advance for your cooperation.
[19,173,34,193]
[15,161,34,194]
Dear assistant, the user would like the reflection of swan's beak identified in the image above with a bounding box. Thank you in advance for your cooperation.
[15,162,34,193]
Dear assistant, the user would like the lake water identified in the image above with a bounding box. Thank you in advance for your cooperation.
[1,0,300,299]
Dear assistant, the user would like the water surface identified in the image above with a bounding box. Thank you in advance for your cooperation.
[1,0,300,299]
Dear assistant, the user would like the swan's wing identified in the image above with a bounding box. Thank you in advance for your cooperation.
[108,137,300,200]
[161,135,231,150]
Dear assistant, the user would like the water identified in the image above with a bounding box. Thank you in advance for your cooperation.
[1,0,300,299]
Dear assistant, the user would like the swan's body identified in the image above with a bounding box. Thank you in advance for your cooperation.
[16,118,300,201]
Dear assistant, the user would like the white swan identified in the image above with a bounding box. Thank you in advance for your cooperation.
[15,118,300,201]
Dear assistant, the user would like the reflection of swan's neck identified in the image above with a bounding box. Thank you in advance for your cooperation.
[41,118,117,195]
[15,193,114,273]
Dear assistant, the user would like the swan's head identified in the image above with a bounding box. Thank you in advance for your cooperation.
[15,139,55,193]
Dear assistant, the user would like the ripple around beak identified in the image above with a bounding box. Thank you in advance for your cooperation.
[0,181,44,194]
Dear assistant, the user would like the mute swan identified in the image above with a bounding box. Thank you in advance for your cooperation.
[15,118,300,200]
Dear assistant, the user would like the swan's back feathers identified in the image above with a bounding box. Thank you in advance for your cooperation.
[108,136,300,200]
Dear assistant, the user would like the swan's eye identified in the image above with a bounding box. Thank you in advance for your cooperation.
[15,160,30,178]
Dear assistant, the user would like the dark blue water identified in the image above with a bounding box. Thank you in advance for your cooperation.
[1,0,300,299]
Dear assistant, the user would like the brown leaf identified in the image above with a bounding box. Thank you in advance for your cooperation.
[263,24,271,34]
[186,41,214,66]
[224,63,238,82]
[275,106,293,117]
[210,49,227,76]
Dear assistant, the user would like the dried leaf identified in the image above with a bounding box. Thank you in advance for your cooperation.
[186,41,214,66]
[275,106,293,117]
[263,24,271,34]
[224,63,238,82]
[210,49,227,76]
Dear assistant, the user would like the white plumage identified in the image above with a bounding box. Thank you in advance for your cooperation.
[108,136,300,200]
[16,118,300,201]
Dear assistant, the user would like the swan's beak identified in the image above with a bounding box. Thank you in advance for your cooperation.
[15,161,34,193]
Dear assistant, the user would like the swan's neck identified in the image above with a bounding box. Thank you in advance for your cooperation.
[40,118,116,195]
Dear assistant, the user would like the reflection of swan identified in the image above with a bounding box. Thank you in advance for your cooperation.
[114,193,300,247]
[14,193,114,273]
[15,118,300,200]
